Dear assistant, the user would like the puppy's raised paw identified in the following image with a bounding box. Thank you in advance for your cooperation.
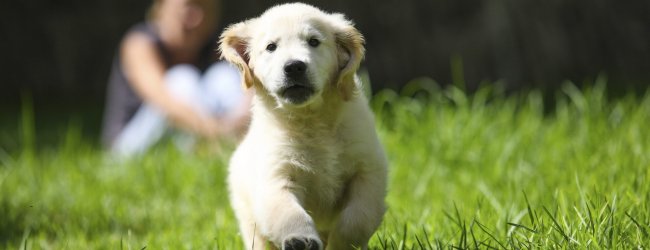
[282,237,322,250]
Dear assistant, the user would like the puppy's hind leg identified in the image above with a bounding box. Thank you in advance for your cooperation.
[254,184,323,250]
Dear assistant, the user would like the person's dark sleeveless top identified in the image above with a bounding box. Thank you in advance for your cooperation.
[101,22,218,147]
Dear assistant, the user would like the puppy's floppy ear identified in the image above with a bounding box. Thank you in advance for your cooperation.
[219,20,255,89]
[328,13,365,100]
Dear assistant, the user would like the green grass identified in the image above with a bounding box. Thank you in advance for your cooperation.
[1,79,649,249]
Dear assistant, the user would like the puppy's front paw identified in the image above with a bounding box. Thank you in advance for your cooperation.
[282,236,322,250]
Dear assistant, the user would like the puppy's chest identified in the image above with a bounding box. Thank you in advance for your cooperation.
[278,136,354,207]
[282,137,340,169]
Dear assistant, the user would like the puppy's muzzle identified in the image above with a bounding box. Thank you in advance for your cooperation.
[280,60,314,104]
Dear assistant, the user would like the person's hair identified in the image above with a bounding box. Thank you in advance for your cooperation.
[146,0,220,23]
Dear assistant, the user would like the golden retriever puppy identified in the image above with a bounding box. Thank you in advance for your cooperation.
[219,3,387,250]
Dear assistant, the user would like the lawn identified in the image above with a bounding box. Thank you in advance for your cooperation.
[1,79,649,249]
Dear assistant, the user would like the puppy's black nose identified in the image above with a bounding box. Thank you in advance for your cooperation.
[284,60,306,78]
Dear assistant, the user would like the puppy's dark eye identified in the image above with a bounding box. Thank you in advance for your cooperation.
[266,43,277,52]
[308,38,320,47]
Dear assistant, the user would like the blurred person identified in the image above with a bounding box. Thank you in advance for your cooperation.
[101,0,250,156]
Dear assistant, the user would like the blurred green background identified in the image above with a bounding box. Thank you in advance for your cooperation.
[1,1,650,248]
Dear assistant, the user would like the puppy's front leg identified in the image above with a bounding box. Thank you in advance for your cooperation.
[327,168,387,250]
[255,180,323,250]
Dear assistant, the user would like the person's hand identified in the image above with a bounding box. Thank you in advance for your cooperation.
[195,116,221,139]
[214,117,244,139]
[165,104,216,138]
[190,115,240,141]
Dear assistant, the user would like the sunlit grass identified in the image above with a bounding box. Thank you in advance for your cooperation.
[1,79,649,249]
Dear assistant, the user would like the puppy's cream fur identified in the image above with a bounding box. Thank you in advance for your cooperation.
[220,3,387,250]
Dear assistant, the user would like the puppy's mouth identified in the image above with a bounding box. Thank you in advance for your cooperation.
[278,82,315,105]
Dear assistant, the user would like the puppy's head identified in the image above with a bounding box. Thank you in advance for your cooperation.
[219,3,364,107]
